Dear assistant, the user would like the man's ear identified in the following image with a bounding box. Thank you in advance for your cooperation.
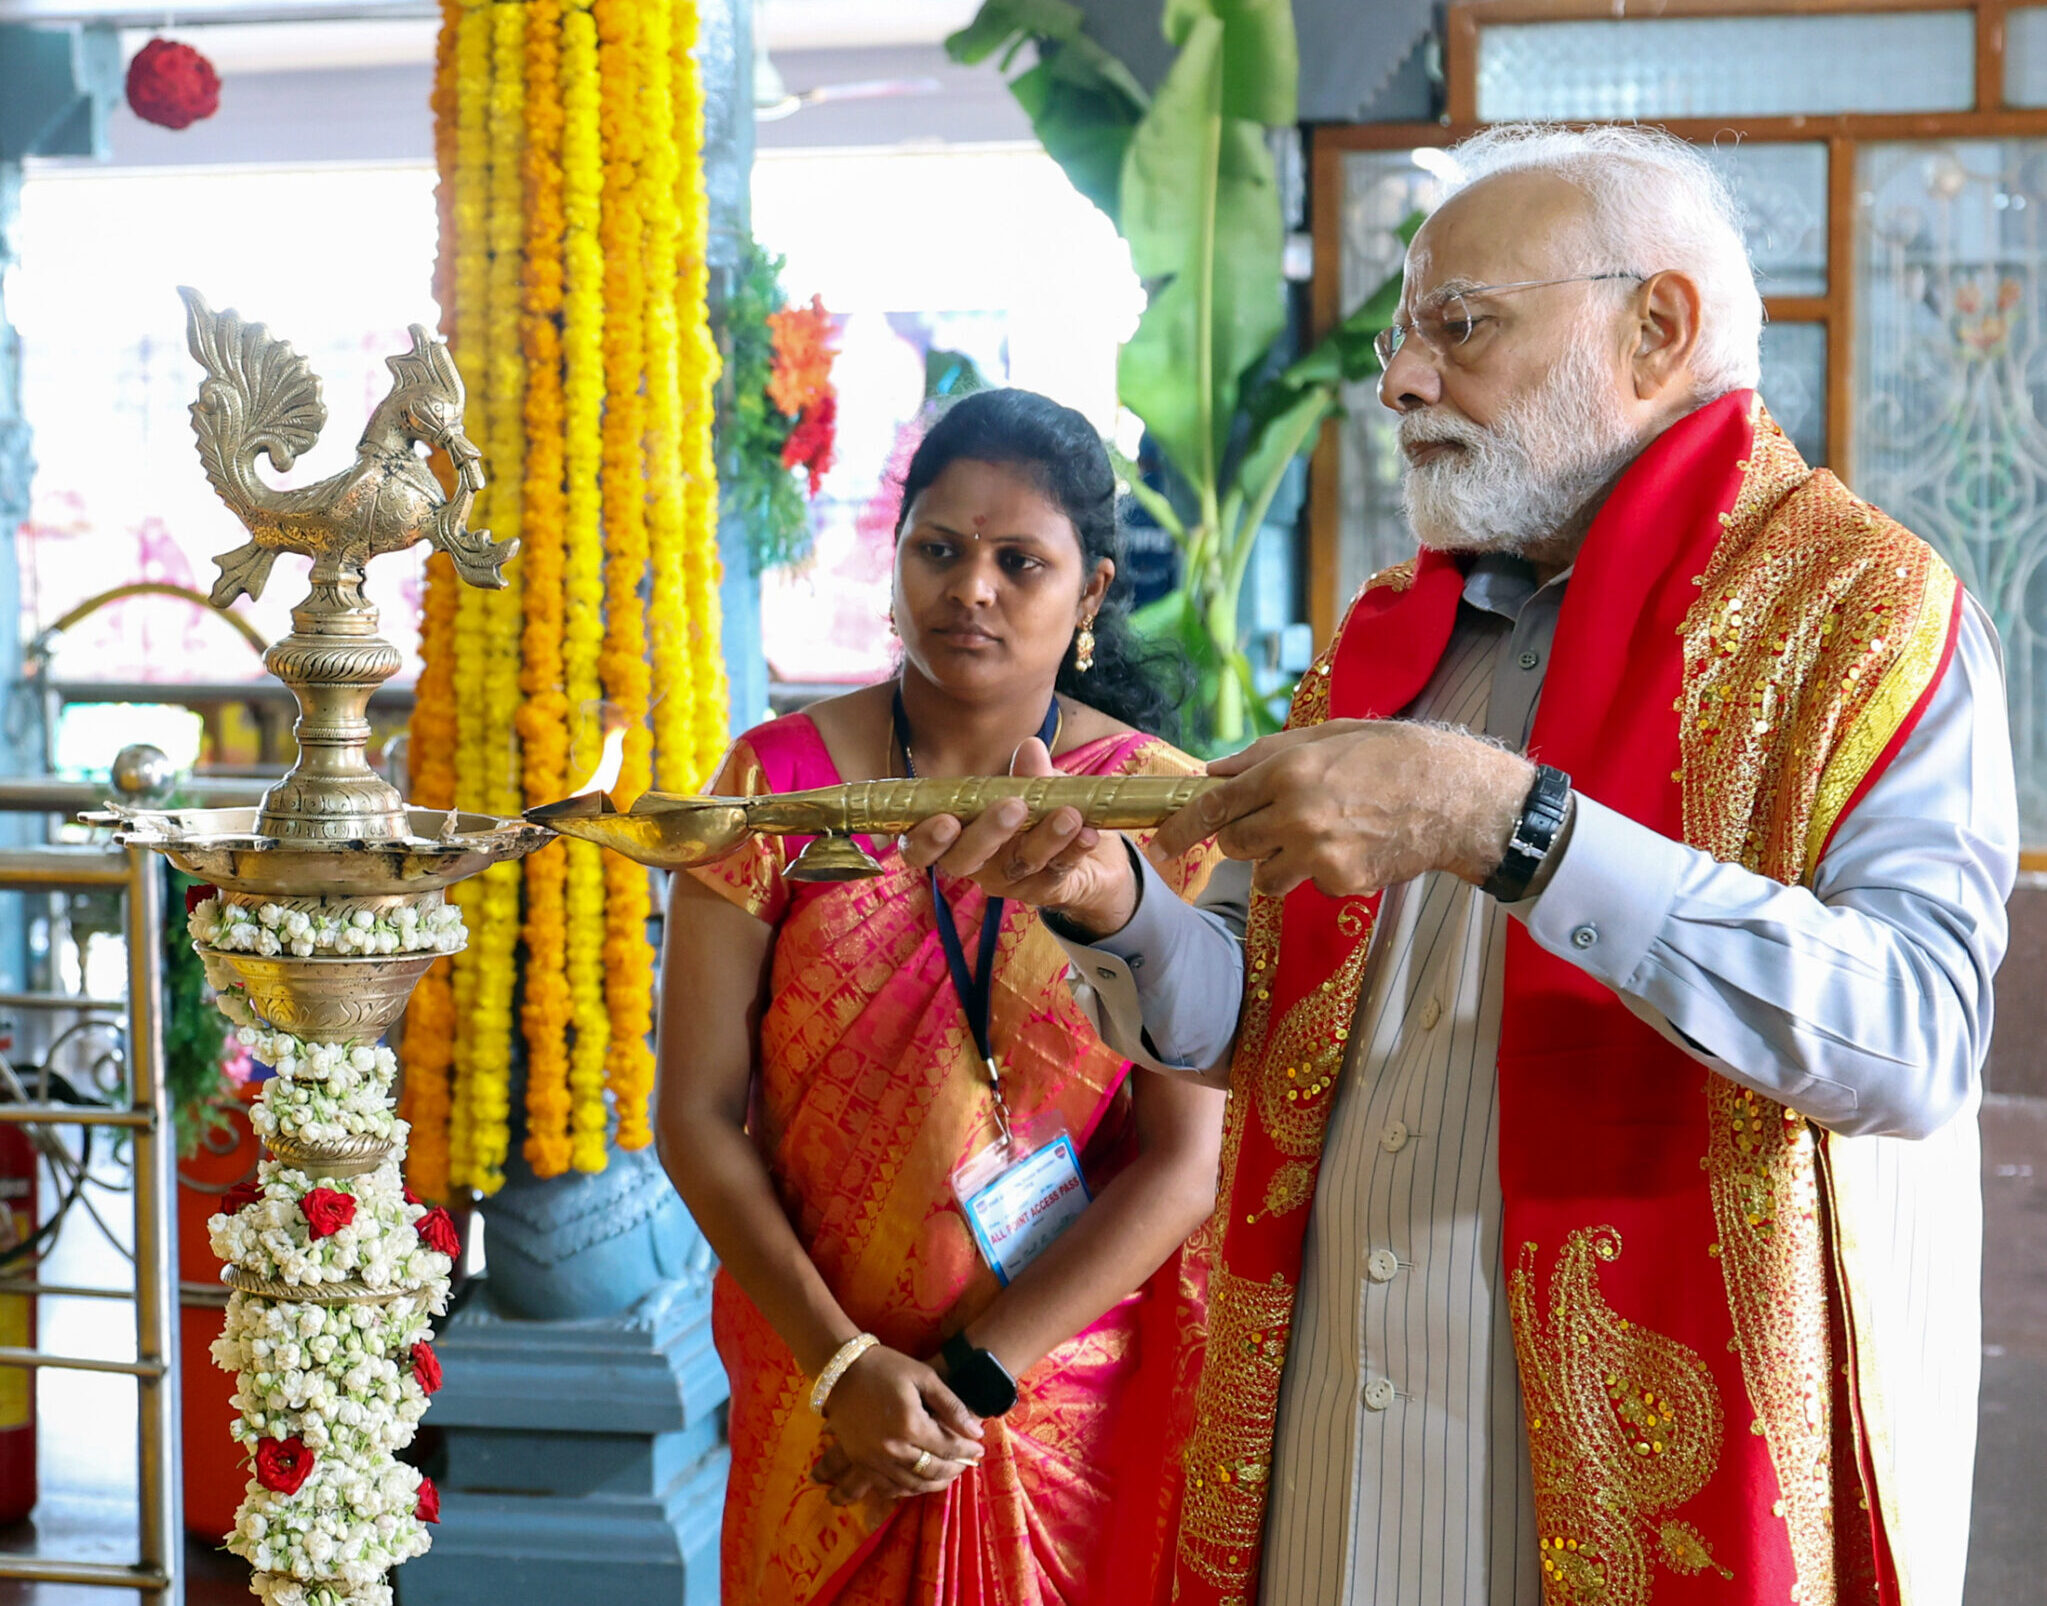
[1630,270,1705,402]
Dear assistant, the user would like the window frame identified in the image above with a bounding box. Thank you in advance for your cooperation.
[1309,0,2047,643]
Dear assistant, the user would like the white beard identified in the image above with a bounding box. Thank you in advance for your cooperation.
[1398,336,1648,556]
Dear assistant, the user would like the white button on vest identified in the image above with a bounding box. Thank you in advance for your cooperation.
[1418,996,1442,1030]
[1380,1120,1410,1154]
[1367,1248,1400,1283]
[1362,1378,1397,1411]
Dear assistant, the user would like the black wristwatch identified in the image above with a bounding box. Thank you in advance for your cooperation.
[940,1332,1018,1418]
[1481,764,1572,903]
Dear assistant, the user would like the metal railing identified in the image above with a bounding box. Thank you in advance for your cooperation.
[0,842,181,1602]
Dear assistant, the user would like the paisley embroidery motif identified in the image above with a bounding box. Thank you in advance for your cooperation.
[1510,1227,1730,1605]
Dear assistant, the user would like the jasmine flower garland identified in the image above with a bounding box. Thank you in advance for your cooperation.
[190,898,466,959]
[212,1014,452,1605]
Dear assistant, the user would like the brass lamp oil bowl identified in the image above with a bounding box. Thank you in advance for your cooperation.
[526,772,1224,880]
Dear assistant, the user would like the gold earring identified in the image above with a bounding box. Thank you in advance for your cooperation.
[886,607,898,638]
[1074,617,1096,673]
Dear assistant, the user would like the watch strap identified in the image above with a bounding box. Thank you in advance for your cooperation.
[1481,764,1572,903]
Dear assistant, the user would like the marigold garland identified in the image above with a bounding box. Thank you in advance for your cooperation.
[443,0,495,1194]
[516,0,574,1180]
[559,0,611,1174]
[411,0,726,1193]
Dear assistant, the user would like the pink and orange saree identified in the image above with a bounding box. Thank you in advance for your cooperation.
[687,712,1216,1606]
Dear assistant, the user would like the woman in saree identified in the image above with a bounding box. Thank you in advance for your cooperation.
[655,388,1226,1604]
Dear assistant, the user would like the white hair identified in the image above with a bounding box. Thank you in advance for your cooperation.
[1442,124,1763,398]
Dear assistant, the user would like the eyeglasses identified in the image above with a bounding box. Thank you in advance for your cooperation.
[1373,272,1645,370]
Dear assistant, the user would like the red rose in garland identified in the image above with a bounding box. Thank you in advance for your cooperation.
[416,1475,442,1524]
[409,1340,443,1396]
[218,1179,263,1217]
[125,38,221,131]
[184,881,218,915]
[414,1206,460,1258]
[299,1187,357,1240]
[254,1435,314,1495]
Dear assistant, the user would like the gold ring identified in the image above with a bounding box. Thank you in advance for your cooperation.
[911,1449,936,1478]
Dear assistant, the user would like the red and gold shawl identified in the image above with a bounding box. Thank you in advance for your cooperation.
[1168,393,1962,1606]
[690,714,1218,1606]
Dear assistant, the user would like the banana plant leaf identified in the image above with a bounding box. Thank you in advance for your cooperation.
[1163,0,1298,126]
[1116,12,1286,504]
[946,0,1149,223]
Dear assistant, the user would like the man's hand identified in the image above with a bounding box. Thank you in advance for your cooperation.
[897,738,1140,937]
[808,1344,984,1508]
[1150,720,1534,899]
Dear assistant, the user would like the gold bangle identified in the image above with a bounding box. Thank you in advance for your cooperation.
[810,1332,879,1417]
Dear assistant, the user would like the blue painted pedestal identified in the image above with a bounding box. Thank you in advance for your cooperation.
[398,1151,730,1606]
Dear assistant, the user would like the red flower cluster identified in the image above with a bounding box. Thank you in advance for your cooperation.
[781,394,838,497]
[218,1178,262,1216]
[414,1206,460,1259]
[299,1187,357,1241]
[410,1340,443,1396]
[254,1435,314,1495]
[125,38,220,131]
[416,1475,442,1524]
[767,295,838,499]
[183,881,218,916]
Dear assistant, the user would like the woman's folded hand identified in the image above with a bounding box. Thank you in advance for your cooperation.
[811,1344,984,1507]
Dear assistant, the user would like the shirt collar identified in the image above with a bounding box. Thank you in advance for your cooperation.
[1460,551,1574,623]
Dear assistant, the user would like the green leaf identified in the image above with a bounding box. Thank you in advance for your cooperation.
[945,0,1086,63]
[1117,15,1284,502]
[1010,54,1144,221]
[947,0,1148,222]
[1162,0,1298,126]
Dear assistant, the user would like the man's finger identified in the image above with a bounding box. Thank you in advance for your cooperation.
[934,797,1030,878]
[898,814,962,869]
[1151,770,1271,861]
[998,809,1085,882]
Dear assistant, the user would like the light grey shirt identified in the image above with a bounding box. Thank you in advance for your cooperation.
[1056,555,2018,1603]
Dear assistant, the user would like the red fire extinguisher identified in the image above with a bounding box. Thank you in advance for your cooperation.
[0,1018,36,1523]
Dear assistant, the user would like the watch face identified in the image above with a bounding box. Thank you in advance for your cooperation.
[955,1349,1018,1417]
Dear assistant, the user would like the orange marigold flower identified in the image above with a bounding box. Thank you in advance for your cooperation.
[767,295,837,418]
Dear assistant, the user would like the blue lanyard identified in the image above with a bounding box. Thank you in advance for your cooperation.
[891,684,1060,1134]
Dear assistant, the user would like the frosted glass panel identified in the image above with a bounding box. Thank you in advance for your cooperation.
[1335,150,1449,608]
[1701,143,1828,298]
[1757,322,1826,466]
[1477,14,1975,122]
[1852,140,2047,838]
[2007,7,2047,106]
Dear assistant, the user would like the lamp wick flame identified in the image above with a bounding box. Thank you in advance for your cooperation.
[572,725,628,798]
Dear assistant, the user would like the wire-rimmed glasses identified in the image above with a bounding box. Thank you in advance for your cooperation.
[1373,272,1646,370]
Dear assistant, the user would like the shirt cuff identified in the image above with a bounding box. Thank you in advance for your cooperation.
[1513,793,1686,991]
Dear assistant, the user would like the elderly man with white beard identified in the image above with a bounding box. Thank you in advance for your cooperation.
[901,124,2016,1606]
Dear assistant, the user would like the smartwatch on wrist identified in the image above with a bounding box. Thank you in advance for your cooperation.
[1481,764,1572,903]
[939,1332,1018,1418]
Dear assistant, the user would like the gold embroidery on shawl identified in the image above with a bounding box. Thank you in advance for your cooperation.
[1805,562,1958,870]
[1673,403,1958,1604]
[1180,1268,1298,1585]
[1251,904,1373,1156]
[1510,1228,1730,1605]
[1175,569,1420,1597]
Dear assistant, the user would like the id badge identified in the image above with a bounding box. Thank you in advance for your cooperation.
[951,1126,1092,1287]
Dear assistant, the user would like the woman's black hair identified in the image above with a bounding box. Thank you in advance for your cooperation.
[893,387,1190,743]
